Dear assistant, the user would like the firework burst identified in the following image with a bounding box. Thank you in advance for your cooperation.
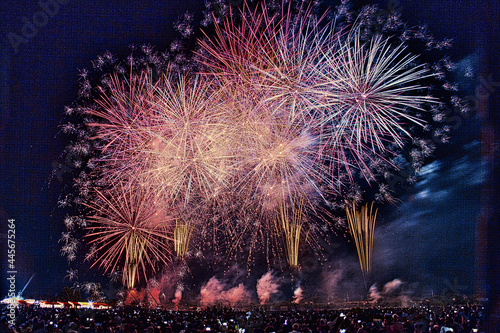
[198,1,337,210]
[59,0,463,282]
[84,181,175,288]
[316,27,437,182]
[145,72,237,205]
[86,70,159,187]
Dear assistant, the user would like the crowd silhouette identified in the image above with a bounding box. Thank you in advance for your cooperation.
[1,303,484,333]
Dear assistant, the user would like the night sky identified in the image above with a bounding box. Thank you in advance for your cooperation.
[0,0,498,308]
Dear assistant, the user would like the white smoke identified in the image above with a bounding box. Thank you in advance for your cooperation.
[323,268,344,295]
[382,279,403,295]
[256,271,281,305]
[293,286,303,304]
[399,294,411,308]
[200,277,225,306]
[225,283,251,306]
[368,279,407,304]
[200,277,251,306]
[368,284,382,303]
[321,260,366,302]
[173,284,183,308]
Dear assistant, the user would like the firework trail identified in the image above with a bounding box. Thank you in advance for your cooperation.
[173,222,194,258]
[345,201,378,286]
[276,197,306,269]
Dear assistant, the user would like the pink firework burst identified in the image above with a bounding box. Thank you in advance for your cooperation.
[84,181,175,289]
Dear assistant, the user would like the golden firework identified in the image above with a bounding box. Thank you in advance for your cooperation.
[123,230,148,290]
[276,198,305,269]
[345,201,378,279]
[174,222,194,258]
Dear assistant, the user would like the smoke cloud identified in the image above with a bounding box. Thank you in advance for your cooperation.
[173,284,183,308]
[321,259,366,302]
[293,286,303,304]
[368,279,410,306]
[256,271,281,305]
[382,279,403,295]
[371,143,483,296]
[368,285,382,303]
[200,277,251,306]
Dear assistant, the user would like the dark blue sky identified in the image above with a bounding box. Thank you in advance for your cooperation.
[0,0,498,304]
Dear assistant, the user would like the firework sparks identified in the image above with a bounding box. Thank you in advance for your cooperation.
[84,182,174,288]
[276,197,305,269]
[86,70,159,187]
[316,27,437,181]
[345,201,378,285]
[173,222,194,258]
[60,0,456,283]
[145,73,237,205]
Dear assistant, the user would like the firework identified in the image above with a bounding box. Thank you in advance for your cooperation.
[193,1,340,266]
[84,182,174,288]
[86,70,159,187]
[345,201,378,283]
[316,27,437,182]
[276,197,306,269]
[198,1,329,115]
[173,222,194,258]
[65,269,78,281]
[61,0,456,282]
[144,72,238,205]
[198,1,336,213]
